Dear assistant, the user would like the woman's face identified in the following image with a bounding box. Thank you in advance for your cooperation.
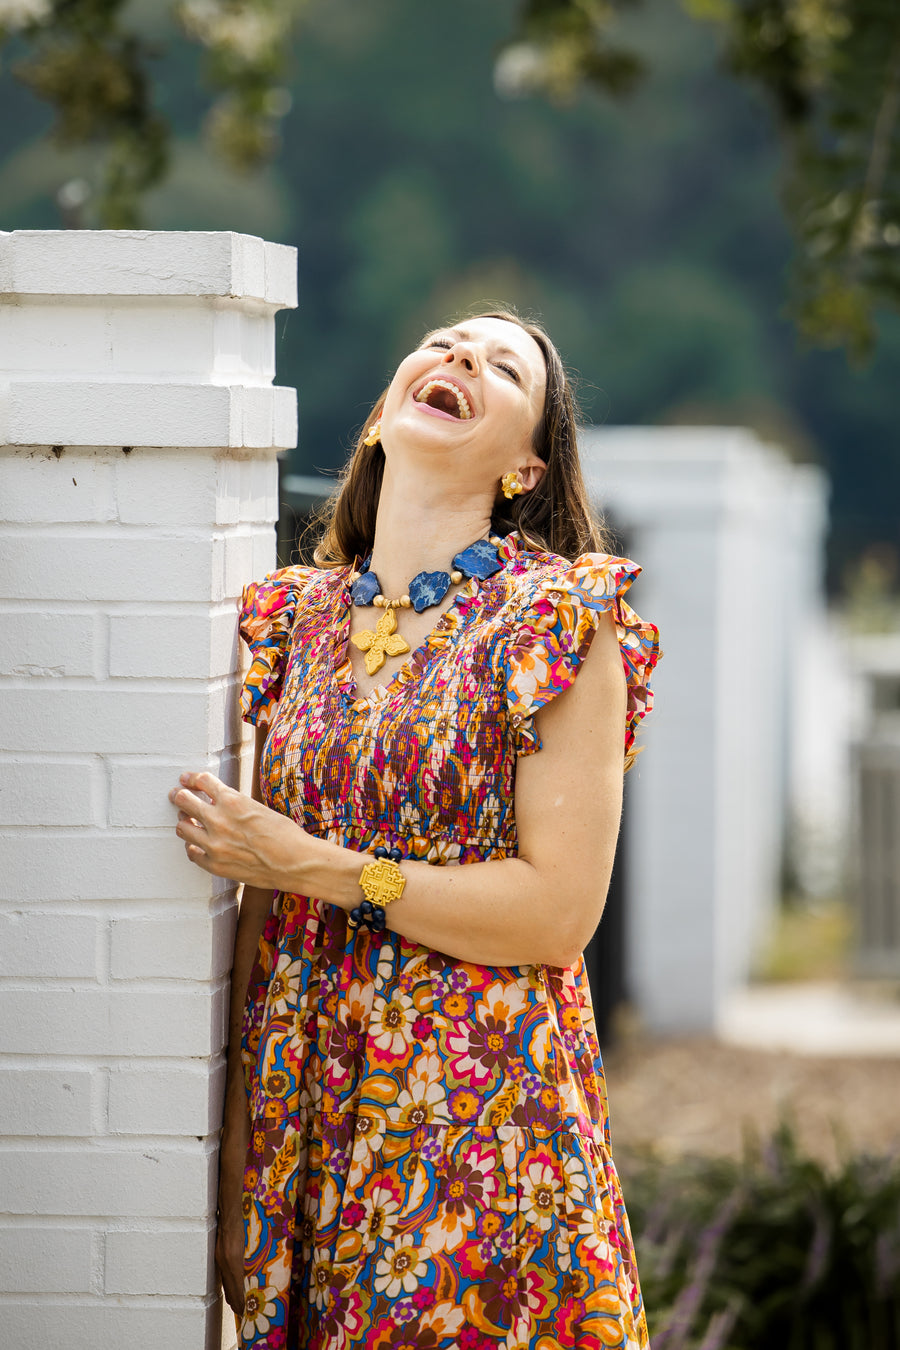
[379,316,548,495]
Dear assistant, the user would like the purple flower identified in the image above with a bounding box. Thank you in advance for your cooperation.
[392,1298,417,1323]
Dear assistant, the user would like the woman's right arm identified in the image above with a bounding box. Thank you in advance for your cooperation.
[216,725,274,1316]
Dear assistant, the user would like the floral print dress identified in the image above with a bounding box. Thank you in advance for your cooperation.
[236,532,660,1350]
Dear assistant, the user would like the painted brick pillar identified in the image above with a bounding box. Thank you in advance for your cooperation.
[0,230,296,1348]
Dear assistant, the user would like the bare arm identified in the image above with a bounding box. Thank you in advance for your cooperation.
[215,727,274,1315]
[172,612,626,970]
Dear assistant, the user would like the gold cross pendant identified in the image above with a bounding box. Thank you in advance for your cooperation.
[350,605,411,676]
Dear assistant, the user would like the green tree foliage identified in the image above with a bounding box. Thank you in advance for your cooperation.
[1,0,898,353]
[499,0,900,357]
[1,0,168,226]
[0,0,304,224]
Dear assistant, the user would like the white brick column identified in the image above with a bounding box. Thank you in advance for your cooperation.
[0,230,296,1348]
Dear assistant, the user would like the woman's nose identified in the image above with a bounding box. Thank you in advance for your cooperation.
[442,343,479,374]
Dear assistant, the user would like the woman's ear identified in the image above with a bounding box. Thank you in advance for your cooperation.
[519,460,547,492]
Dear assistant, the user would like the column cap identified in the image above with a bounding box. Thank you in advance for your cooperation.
[0,231,297,309]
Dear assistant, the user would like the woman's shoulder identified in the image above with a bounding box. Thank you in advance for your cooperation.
[237,564,340,727]
[498,535,644,615]
[498,536,660,760]
[239,564,338,634]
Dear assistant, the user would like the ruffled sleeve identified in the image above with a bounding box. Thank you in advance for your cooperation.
[505,553,661,760]
[238,567,313,729]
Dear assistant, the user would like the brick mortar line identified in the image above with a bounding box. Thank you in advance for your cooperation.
[0,600,246,614]
[0,1053,227,1068]
[0,976,229,991]
[0,522,275,538]
[0,674,244,691]
[0,1216,216,1230]
[0,1292,216,1306]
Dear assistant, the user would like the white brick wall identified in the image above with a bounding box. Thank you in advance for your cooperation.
[0,230,293,1347]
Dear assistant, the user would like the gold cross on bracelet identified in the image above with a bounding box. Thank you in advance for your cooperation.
[358,857,407,907]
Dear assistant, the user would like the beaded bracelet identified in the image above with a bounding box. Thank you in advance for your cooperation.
[348,845,406,933]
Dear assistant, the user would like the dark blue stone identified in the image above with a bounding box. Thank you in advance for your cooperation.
[361,900,373,918]
[350,571,380,606]
[374,846,388,859]
[389,847,403,863]
[453,539,502,580]
[409,570,451,613]
[349,907,361,928]
[372,909,386,931]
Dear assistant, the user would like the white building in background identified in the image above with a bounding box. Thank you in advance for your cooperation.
[582,427,839,1033]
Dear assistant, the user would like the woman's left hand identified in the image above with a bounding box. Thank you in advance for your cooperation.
[169,771,307,891]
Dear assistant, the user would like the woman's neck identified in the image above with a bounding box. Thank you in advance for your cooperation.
[367,468,494,598]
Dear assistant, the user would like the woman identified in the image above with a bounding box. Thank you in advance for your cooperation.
[170,310,660,1349]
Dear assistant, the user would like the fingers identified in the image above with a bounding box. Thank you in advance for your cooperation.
[185,842,215,872]
[179,770,223,800]
[175,812,206,847]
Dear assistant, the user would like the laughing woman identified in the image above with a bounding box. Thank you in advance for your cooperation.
[170,310,661,1349]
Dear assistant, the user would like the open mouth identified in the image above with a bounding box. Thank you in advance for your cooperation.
[413,378,473,420]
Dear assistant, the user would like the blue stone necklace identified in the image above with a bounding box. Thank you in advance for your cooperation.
[348,536,503,676]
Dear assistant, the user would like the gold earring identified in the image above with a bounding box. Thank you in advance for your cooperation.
[363,420,382,447]
[501,471,524,499]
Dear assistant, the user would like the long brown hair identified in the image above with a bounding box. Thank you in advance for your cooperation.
[311,307,615,565]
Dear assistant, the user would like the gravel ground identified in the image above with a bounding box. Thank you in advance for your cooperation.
[604,1033,900,1168]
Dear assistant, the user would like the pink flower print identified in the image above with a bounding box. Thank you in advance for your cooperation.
[342,1202,365,1229]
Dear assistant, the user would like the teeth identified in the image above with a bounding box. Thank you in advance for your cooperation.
[415,379,472,419]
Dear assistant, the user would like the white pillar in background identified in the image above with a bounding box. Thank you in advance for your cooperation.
[583,427,829,1033]
[0,230,295,1349]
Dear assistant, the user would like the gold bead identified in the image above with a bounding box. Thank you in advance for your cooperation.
[373,594,385,607]
[349,571,360,583]
[400,595,411,608]
[490,535,502,546]
[450,570,463,584]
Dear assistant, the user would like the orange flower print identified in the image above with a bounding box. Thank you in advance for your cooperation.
[447,1086,482,1124]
